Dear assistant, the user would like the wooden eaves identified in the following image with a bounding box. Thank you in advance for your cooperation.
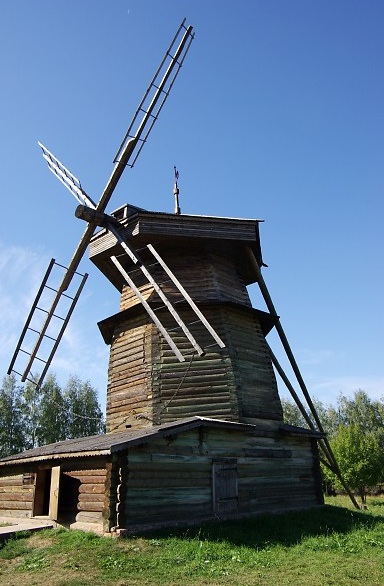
[0,416,323,467]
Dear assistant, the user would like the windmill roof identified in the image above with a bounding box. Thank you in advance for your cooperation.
[98,301,279,345]
[0,417,323,467]
[88,207,264,291]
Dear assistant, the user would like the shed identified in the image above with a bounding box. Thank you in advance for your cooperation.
[0,417,323,533]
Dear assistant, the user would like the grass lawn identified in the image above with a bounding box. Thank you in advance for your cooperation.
[0,496,383,585]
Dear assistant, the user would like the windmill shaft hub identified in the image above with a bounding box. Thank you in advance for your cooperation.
[75,205,118,228]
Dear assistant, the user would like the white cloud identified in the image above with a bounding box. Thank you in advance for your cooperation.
[310,376,384,403]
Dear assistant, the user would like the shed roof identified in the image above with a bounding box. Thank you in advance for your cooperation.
[0,417,324,467]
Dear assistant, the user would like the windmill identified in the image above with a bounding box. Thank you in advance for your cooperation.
[7,18,359,510]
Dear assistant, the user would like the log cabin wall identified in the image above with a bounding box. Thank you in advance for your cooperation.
[106,313,154,432]
[118,426,323,532]
[119,245,252,311]
[105,302,283,432]
[0,457,109,530]
[151,305,282,426]
[0,467,34,519]
[59,458,108,530]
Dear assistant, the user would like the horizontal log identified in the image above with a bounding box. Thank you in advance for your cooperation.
[77,502,105,512]
[64,468,106,477]
[0,490,34,502]
[76,511,103,523]
[108,395,151,412]
[0,477,23,487]
[79,493,105,503]
[0,486,34,495]
[0,500,32,510]
[79,484,105,494]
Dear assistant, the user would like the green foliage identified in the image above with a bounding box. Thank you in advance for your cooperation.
[17,551,51,571]
[0,534,32,559]
[21,376,43,449]
[0,374,25,456]
[282,390,384,502]
[329,424,384,504]
[63,376,105,439]
[37,373,68,445]
[281,398,307,427]
[0,373,105,457]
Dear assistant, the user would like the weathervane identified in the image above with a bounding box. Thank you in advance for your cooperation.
[173,166,180,214]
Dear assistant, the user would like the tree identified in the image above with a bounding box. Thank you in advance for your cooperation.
[0,375,25,456]
[21,375,43,450]
[281,390,384,504]
[0,373,105,457]
[63,376,105,439]
[336,390,384,440]
[281,398,307,427]
[37,373,67,445]
[328,423,384,505]
[281,396,334,434]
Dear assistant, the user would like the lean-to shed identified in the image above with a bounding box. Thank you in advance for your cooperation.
[0,417,323,533]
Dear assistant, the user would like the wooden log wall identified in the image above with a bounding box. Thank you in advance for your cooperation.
[104,239,284,432]
[60,458,108,528]
[119,246,252,311]
[0,470,34,518]
[0,458,109,527]
[120,426,322,530]
[152,305,282,426]
[106,313,153,432]
[152,306,238,425]
[105,301,283,431]
[221,306,283,423]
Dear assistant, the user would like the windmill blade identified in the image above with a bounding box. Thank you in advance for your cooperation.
[99,19,194,212]
[113,19,194,169]
[7,258,88,385]
[38,142,97,209]
[9,19,194,386]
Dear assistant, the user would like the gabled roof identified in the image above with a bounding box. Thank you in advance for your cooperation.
[0,416,324,467]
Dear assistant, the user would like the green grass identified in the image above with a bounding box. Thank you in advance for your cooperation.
[0,497,383,585]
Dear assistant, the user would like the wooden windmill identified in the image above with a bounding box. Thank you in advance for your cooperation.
[7,19,359,510]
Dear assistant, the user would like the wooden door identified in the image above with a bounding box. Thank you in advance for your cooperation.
[49,466,61,521]
[212,459,238,514]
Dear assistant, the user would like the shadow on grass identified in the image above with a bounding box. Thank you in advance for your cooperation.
[144,505,384,548]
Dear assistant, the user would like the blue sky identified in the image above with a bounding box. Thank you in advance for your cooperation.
[1,1,383,411]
